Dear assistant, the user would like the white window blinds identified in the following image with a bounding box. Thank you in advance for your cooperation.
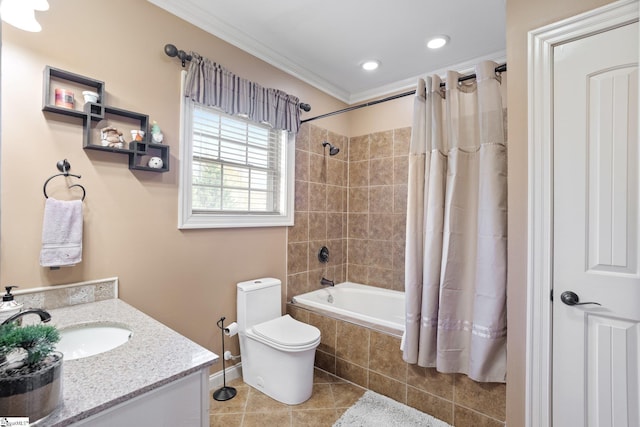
[179,98,294,228]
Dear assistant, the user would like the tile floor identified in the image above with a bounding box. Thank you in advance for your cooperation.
[209,368,366,427]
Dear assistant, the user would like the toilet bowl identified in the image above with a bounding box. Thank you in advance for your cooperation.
[237,278,321,405]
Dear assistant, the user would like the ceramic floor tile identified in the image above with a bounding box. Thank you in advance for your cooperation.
[209,413,243,427]
[291,408,339,427]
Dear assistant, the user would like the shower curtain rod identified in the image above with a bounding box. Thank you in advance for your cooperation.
[163,43,312,112]
[301,63,507,124]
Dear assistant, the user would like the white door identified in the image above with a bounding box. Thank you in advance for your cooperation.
[552,20,639,427]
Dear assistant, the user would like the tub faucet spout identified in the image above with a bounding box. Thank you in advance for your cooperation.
[320,277,334,287]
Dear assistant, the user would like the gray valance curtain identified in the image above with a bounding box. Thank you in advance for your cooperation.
[184,52,301,133]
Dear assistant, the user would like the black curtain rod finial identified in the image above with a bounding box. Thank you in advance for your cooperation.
[164,43,192,67]
[299,103,311,112]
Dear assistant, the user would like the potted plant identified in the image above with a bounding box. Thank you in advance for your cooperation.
[0,319,62,422]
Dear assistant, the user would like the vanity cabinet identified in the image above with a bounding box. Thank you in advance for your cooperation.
[70,368,210,426]
[42,66,169,173]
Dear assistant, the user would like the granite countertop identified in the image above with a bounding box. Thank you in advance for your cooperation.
[31,299,218,426]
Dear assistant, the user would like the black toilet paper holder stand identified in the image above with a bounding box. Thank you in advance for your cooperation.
[213,316,237,401]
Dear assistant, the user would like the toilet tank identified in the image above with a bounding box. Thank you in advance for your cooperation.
[237,278,282,331]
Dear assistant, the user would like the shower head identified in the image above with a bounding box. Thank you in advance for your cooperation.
[322,141,340,156]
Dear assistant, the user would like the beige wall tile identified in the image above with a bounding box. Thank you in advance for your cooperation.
[286,303,310,323]
[288,211,309,243]
[370,131,394,159]
[454,374,506,421]
[393,184,408,214]
[287,273,309,301]
[315,350,336,374]
[454,406,505,427]
[336,321,369,367]
[309,153,327,184]
[393,155,409,184]
[336,358,368,388]
[327,158,345,186]
[348,187,369,213]
[295,149,310,182]
[349,160,369,187]
[326,213,343,240]
[310,125,328,155]
[393,127,411,156]
[309,312,337,355]
[368,244,393,269]
[369,331,407,382]
[369,214,393,241]
[368,371,407,404]
[348,213,368,239]
[296,123,310,152]
[370,158,394,186]
[295,180,309,212]
[407,365,454,400]
[308,212,327,241]
[347,264,367,284]
[326,185,344,213]
[349,135,369,162]
[407,386,454,425]
[288,242,308,274]
[367,267,394,288]
[309,183,327,212]
[369,186,394,213]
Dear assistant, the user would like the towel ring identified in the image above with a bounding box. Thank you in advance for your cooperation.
[43,160,86,201]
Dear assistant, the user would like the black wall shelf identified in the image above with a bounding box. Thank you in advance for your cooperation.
[42,66,169,173]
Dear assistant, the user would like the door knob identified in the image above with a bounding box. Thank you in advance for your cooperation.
[560,291,601,306]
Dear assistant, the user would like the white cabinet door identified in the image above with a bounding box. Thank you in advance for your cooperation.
[552,20,639,427]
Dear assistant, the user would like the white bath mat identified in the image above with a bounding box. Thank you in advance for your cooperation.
[333,390,453,427]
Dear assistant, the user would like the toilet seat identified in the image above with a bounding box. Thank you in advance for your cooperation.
[248,315,320,352]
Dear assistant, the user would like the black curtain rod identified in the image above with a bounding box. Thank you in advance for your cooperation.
[163,43,312,112]
[301,63,507,124]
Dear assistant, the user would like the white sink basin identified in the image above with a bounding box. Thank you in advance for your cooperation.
[56,323,132,360]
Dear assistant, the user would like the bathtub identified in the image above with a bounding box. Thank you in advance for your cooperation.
[291,282,405,334]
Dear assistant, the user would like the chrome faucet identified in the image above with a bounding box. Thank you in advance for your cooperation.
[320,277,334,287]
[1,308,52,326]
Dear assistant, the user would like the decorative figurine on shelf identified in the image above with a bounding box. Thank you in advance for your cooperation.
[148,156,163,169]
[100,126,125,148]
[151,121,164,144]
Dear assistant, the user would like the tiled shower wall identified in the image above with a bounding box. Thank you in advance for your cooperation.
[286,123,410,300]
[286,123,506,426]
[287,123,349,301]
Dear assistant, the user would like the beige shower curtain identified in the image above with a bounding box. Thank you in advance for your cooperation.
[403,61,507,382]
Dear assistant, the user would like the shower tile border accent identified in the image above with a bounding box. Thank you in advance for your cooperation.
[12,277,118,310]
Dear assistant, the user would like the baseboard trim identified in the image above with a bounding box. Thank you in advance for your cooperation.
[209,363,242,390]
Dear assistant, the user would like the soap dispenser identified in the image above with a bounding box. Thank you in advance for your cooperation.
[0,286,23,325]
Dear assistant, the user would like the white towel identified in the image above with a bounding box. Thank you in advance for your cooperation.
[40,198,83,267]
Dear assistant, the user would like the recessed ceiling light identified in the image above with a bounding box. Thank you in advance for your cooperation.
[361,60,380,71]
[427,36,449,49]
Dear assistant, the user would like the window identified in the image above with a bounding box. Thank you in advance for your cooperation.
[179,98,294,228]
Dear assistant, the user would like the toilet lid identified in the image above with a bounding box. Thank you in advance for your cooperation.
[252,315,321,347]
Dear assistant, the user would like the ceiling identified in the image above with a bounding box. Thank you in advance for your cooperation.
[148,0,506,104]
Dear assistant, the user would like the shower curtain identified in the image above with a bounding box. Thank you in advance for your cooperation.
[403,61,507,382]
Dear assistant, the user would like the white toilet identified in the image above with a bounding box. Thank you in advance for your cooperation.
[237,278,321,405]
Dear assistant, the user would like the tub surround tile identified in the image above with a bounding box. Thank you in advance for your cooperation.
[454,406,505,427]
[295,180,310,211]
[327,158,345,187]
[349,135,369,162]
[336,322,369,367]
[309,312,337,355]
[296,123,310,151]
[309,153,327,184]
[295,149,310,182]
[369,186,394,214]
[369,371,407,404]
[336,358,368,389]
[288,211,309,243]
[310,125,328,155]
[309,183,327,212]
[315,350,336,374]
[367,267,394,289]
[454,374,506,421]
[369,331,406,382]
[407,386,455,425]
[369,158,394,186]
[349,160,369,187]
[287,272,309,302]
[393,155,409,184]
[370,131,393,159]
[407,365,455,400]
[348,187,369,213]
[308,212,327,241]
[347,213,368,239]
[326,186,344,213]
[393,127,411,156]
[288,242,309,274]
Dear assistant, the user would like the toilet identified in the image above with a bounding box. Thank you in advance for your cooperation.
[237,278,321,405]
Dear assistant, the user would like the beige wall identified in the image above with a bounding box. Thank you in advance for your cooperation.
[0,0,349,370]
